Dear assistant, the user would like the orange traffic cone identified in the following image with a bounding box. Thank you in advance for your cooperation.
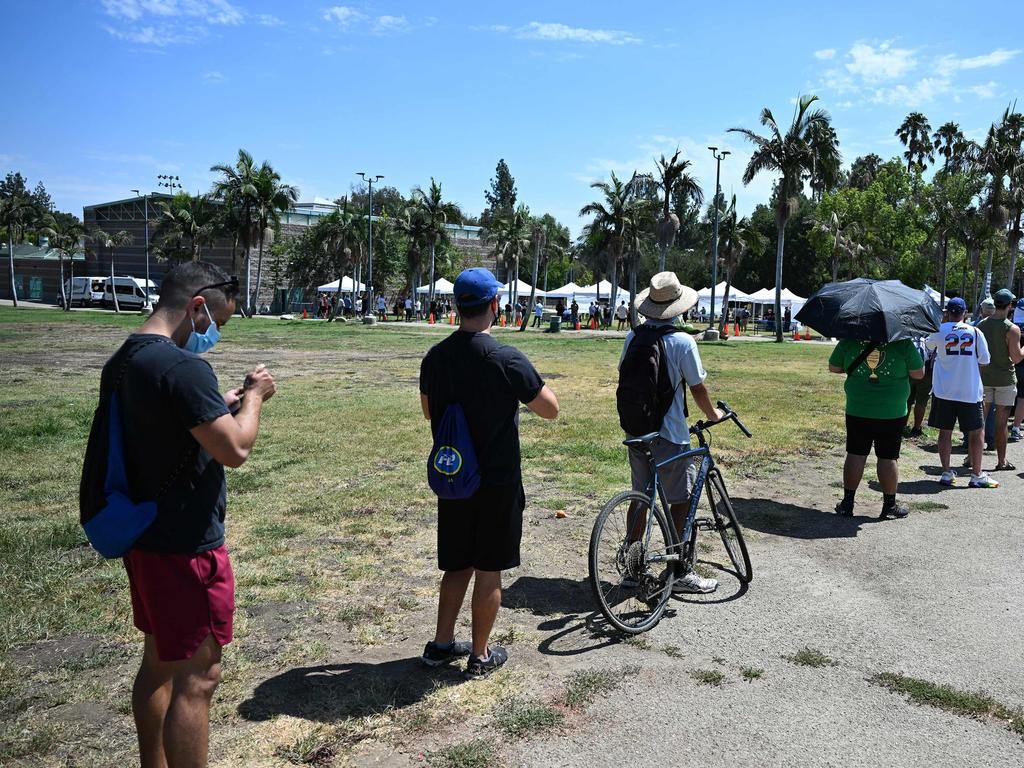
[302,308,308,319]
[590,317,597,330]
[733,322,740,337]
[449,312,454,325]
[792,327,799,340]
[500,315,506,327]
[804,327,812,340]
[428,313,435,324]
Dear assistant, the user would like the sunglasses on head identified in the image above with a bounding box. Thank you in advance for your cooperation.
[192,276,240,299]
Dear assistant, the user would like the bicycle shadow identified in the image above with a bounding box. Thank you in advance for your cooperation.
[868,478,945,496]
[734,497,883,540]
[671,565,748,605]
[237,657,458,723]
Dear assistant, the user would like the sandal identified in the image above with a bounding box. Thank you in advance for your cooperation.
[994,461,1016,471]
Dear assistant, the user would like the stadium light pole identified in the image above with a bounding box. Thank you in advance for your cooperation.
[131,189,151,306]
[707,148,729,330]
[357,172,384,321]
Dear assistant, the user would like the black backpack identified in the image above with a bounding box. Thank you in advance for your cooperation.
[616,325,685,436]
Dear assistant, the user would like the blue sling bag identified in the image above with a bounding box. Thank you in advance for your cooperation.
[427,402,482,499]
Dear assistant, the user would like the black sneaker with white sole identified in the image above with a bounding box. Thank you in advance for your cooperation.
[464,645,508,680]
[421,640,472,667]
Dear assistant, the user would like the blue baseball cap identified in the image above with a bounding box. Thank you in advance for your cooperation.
[453,268,501,307]
[946,297,967,312]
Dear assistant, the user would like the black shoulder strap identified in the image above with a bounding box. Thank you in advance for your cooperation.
[846,342,879,375]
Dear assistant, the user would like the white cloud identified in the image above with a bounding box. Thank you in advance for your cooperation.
[516,22,641,45]
[373,14,409,34]
[258,14,284,27]
[103,23,204,45]
[969,81,998,99]
[846,41,917,81]
[935,48,1020,76]
[86,151,181,173]
[871,77,951,107]
[201,70,224,82]
[323,6,364,26]
[101,0,243,47]
[814,48,836,60]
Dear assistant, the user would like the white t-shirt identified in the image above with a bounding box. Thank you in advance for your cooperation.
[615,304,629,320]
[926,321,991,403]
[619,322,708,445]
[534,302,543,316]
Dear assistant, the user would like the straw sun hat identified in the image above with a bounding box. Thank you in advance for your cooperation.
[634,271,699,321]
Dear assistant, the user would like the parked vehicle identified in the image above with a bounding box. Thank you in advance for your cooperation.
[61,276,107,307]
[101,277,160,310]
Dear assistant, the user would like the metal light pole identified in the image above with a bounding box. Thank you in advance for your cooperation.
[357,172,384,321]
[131,189,151,306]
[707,147,729,329]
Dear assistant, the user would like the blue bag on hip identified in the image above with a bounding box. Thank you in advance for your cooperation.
[427,403,481,500]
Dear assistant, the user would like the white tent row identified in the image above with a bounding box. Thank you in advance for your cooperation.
[415,277,456,295]
[546,279,627,303]
[497,279,546,301]
[317,276,366,293]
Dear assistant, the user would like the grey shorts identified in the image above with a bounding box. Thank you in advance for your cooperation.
[628,438,699,505]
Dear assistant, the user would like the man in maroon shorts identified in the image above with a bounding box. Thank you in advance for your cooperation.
[91,262,275,767]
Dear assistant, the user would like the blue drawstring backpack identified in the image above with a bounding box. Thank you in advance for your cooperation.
[427,403,481,499]
[83,389,160,558]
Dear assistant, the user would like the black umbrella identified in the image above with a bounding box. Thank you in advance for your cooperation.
[795,278,941,342]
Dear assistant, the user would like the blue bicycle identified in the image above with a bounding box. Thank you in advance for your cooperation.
[588,401,753,634]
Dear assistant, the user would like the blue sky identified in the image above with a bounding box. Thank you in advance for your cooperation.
[2,1,1021,235]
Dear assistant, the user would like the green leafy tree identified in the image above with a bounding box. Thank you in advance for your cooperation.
[0,193,37,307]
[38,213,84,310]
[729,94,838,341]
[481,158,517,229]
[849,154,884,190]
[896,112,934,172]
[153,192,218,261]
[484,204,532,306]
[653,149,704,271]
[932,122,969,172]
[412,178,460,308]
[716,195,768,333]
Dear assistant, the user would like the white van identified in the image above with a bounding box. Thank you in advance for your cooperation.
[62,276,107,307]
[102,277,160,310]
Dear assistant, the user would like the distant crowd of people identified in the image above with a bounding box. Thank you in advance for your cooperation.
[312,292,455,322]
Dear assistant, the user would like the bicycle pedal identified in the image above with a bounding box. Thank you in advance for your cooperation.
[694,517,716,531]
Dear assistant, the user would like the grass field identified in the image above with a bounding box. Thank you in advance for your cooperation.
[0,307,844,765]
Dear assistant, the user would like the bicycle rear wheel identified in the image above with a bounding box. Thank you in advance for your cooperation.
[705,469,753,583]
[588,490,674,634]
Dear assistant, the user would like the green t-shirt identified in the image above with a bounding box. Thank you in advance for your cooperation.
[828,339,924,419]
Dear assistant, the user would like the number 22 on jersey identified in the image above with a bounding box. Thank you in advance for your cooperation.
[944,331,975,356]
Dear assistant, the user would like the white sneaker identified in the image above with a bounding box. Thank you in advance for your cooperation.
[969,473,999,488]
[672,572,718,594]
[939,470,956,486]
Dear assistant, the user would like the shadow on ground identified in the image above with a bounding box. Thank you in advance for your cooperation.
[503,575,593,616]
[735,497,884,539]
[237,658,459,722]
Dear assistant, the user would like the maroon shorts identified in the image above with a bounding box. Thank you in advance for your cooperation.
[123,545,235,662]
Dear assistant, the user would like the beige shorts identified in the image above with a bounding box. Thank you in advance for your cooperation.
[984,384,1017,408]
[628,437,700,505]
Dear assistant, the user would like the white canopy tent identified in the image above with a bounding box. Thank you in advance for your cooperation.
[317,276,366,293]
[415,277,456,295]
[546,281,587,299]
[578,279,628,300]
[696,282,752,314]
[497,279,545,302]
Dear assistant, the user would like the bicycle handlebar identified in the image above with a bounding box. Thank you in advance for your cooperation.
[690,400,753,438]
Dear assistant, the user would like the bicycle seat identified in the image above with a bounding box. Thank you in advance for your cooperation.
[622,432,660,448]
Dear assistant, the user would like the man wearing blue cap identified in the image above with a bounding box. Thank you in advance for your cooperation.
[926,297,997,487]
[419,268,559,679]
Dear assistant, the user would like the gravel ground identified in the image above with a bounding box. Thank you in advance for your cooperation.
[504,436,1024,768]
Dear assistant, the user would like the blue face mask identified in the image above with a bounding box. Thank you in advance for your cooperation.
[184,304,220,354]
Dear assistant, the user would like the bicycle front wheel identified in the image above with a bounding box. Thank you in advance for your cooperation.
[705,469,752,583]
[588,490,674,634]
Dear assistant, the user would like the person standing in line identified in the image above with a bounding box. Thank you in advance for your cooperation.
[405,295,413,322]
[81,263,276,768]
[377,294,387,321]
[615,300,629,331]
[532,299,544,328]
[419,268,559,678]
[976,288,1024,471]
[828,330,925,518]
[926,297,998,488]
[905,334,935,437]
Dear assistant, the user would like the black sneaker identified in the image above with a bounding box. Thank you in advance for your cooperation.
[464,645,508,680]
[909,427,923,437]
[879,503,909,519]
[421,640,472,667]
[834,501,854,517]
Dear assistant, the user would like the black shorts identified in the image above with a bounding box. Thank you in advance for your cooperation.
[437,483,524,572]
[845,414,907,460]
[928,397,984,432]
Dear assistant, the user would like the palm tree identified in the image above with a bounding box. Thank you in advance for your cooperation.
[729,94,836,341]
[716,195,768,334]
[395,204,431,296]
[211,149,263,314]
[933,121,967,172]
[38,214,84,310]
[249,163,298,315]
[807,122,842,201]
[484,204,532,307]
[653,150,703,271]
[412,178,460,310]
[993,109,1024,287]
[579,172,650,326]
[896,112,934,173]
[314,197,360,321]
[519,224,546,331]
[849,153,884,189]
[0,193,37,307]
[154,192,218,261]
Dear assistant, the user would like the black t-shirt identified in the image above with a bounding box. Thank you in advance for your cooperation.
[101,334,230,554]
[420,331,544,487]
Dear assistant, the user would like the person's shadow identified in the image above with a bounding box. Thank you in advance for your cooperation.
[502,575,593,616]
[237,658,458,723]
[734,497,883,539]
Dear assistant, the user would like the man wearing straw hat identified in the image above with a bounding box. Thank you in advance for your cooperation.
[620,272,727,594]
